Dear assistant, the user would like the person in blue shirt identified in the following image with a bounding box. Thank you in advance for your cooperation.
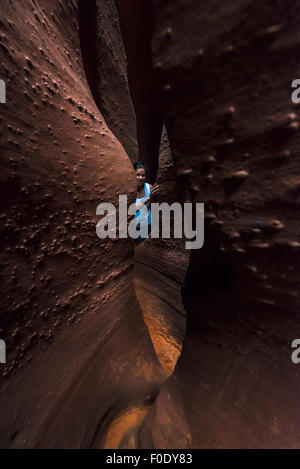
[133,161,159,244]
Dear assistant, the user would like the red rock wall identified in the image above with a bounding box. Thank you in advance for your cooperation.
[0,0,165,448]
[139,0,300,448]
[1,0,300,450]
[79,0,138,160]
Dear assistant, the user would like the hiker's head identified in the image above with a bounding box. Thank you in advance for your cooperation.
[134,161,147,189]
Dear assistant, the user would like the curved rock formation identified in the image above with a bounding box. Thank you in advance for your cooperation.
[79,0,137,160]
[139,0,300,448]
[1,0,300,450]
[0,0,166,448]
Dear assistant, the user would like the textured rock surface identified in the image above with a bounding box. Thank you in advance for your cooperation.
[1,0,300,450]
[139,0,300,448]
[0,0,166,448]
[79,0,137,160]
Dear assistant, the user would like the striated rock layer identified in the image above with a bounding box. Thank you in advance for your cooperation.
[79,0,138,161]
[134,127,189,376]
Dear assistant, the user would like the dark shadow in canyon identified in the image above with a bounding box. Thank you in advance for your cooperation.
[117,0,163,183]
[79,0,138,160]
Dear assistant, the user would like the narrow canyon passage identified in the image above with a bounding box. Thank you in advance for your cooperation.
[134,239,188,376]
[0,0,300,450]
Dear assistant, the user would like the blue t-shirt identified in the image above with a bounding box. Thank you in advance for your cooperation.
[135,182,151,226]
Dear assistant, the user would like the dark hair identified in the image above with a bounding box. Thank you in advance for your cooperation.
[133,160,147,171]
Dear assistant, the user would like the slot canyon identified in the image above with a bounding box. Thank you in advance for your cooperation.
[0,0,300,449]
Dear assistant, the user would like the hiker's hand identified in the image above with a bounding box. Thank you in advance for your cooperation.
[150,183,159,199]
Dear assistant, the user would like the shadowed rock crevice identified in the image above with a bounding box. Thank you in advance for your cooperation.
[0,0,165,449]
[1,0,300,450]
[79,0,138,160]
[117,0,163,182]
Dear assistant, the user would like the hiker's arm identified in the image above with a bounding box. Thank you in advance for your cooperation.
[135,195,150,211]
[135,184,159,211]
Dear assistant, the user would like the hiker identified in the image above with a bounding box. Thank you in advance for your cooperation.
[134,161,159,244]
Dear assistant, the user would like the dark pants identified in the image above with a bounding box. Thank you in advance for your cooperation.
[134,223,151,246]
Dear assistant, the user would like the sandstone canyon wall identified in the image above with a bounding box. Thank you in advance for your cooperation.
[0,0,166,448]
[0,0,300,449]
[139,0,300,448]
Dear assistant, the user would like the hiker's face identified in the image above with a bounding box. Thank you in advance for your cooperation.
[136,168,146,188]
